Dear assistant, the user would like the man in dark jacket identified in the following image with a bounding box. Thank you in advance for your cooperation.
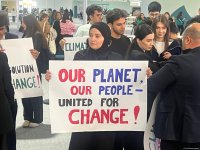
[0,51,14,150]
[148,23,200,150]
[0,10,18,150]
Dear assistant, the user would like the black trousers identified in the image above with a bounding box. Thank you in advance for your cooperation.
[161,140,200,150]
[22,96,43,123]
[114,131,144,150]
[69,132,115,150]
[0,134,7,150]
[7,101,17,150]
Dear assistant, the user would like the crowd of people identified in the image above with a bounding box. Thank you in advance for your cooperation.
[1,1,200,150]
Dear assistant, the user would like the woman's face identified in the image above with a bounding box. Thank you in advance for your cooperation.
[44,16,49,22]
[137,33,154,51]
[164,13,170,20]
[89,28,104,50]
[22,20,27,30]
[56,13,62,20]
[155,22,167,41]
[141,13,145,20]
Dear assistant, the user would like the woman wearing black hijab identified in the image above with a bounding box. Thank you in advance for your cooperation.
[73,22,121,61]
[68,22,122,150]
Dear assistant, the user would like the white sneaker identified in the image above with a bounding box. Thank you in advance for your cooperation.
[22,120,30,128]
[29,122,40,128]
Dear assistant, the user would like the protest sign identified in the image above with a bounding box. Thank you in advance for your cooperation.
[64,37,87,60]
[1,38,43,98]
[49,61,148,133]
[144,95,160,150]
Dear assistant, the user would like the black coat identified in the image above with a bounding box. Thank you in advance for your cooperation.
[53,20,62,49]
[0,52,14,134]
[74,47,122,61]
[69,48,122,150]
[127,43,160,74]
[5,32,18,39]
[148,47,200,143]
[32,31,50,74]
[151,39,182,67]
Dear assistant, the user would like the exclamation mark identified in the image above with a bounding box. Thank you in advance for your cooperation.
[134,105,140,124]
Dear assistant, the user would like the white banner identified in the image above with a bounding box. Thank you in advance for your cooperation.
[64,37,87,60]
[144,95,161,150]
[49,61,148,133]
[1,38,43,98]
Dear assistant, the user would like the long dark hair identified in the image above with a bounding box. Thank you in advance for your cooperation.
[61,9,72,23]
[151,14,170,51]
[134,24,153,41]
[23,14,48,49]
[126,24,153,59]
[54,11,62,20]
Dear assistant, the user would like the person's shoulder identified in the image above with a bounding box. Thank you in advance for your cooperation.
[34,31,43,37]
[130,49,143,55]
[129,49,148,60]
[121,34,131,42]
[169,39,181,48]
[0,52,8,63]
[78,23,91,29]
[121,34,129,39]
[74,49,88,60]
[166,54,182,66]
[75,24,91,37]
[109,51,123,60]
[0,52,7,57]
[5,32,18,39]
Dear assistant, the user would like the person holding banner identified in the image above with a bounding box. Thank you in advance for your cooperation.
[0,51,15,150]
[148,23,200,150]
[45,21,152,150]
[68,22,122,150]
[21,14,50,128]
[46,21,122,150]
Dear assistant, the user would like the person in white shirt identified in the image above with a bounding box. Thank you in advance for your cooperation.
[74,4,103,37]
